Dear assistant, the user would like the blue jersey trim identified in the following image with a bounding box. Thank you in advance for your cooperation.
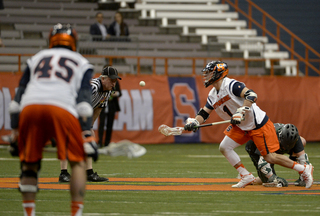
[231,81,246,97]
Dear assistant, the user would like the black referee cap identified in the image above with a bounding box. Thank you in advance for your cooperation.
[101,66,122,80]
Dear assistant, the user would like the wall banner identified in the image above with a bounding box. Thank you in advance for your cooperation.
[1,73,320,144]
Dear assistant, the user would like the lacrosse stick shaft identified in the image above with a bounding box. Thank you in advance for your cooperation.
[195,120,230,129]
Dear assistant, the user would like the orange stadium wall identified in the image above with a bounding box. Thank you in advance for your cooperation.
[0,73,319,144]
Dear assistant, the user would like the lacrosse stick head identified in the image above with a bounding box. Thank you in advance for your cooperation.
[158,124,183,136]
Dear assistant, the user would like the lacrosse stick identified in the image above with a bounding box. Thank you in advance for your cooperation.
[158,120,230,136]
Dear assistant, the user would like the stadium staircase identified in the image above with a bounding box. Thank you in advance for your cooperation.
[0,0,318,76]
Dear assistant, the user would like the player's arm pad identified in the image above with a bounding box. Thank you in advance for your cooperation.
[197,108,209,122]
[77,87,93,131]
[244,89,257,103]
[10,86,26,129]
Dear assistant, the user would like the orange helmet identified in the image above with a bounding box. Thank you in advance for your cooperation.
[49,23,78,51]
[202,61,229,87]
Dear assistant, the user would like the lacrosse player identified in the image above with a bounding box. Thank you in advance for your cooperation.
[184,60,314,188]
[59,66,122,183]
[8,24,98,216]
[246,123,311,187]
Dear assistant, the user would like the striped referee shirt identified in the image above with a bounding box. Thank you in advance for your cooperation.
[91,77,111,109]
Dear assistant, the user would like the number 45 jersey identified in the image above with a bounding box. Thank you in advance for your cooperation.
[20,48,93,118]
[205,77,267,131]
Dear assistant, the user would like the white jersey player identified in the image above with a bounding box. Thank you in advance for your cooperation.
[20,48,93,118]
[9,23,97,216]
[206,77,266,131]
[184,60,314,189]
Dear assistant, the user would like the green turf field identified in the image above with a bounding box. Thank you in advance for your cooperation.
[0,142,319,216]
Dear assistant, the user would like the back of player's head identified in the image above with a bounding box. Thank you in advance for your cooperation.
[49,23,78,51]
[202,61,229,87]
[278,124,299,154]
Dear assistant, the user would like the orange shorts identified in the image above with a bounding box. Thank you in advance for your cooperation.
[224,119,279,156]
[18,105,85,163]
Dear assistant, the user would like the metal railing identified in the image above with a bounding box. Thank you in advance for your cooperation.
[0,53,304,77]
[221,0,320,76]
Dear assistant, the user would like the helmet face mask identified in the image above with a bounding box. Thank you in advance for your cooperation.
[278,124,299,154]
[49,23,77,51]
[202,61,229,88]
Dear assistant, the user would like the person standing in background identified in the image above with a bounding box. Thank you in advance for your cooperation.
[98,80,122,147]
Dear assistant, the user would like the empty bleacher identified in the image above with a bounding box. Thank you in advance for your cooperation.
[0,0,295,75]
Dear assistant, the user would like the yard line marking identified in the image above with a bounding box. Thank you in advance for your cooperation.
[0,177,319,192]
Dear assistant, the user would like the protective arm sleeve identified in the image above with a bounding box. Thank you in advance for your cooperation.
[77,69,93,131]
[10,66,30,129]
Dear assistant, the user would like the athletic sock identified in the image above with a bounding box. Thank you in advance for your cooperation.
[71,201,83,216]
[22,200,35,216]
[86,169,94,176]
[291,162,305,174]
[235,163,250,176]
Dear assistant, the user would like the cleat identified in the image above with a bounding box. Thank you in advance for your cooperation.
[59,172,71,183]
[232,173,255,188]
[87,172,109,182]
[301,164,314,188]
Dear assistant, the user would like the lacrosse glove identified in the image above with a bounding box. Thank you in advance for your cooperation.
[82,131,99,162]
[231,106,250,125]
[5,130,19,157]
[184,118,200,132]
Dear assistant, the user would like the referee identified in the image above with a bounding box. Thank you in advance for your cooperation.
[59,66,122,182]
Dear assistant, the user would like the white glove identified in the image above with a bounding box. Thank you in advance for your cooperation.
[184,118,200,132]
[82,131,99,162]
[231,106,250,125]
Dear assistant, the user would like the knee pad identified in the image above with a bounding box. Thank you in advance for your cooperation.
[258,157,272,175]
[18,183,39,193]
[219,136,239,153]
[19,170,39,193]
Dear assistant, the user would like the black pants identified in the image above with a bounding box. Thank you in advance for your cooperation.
[98,110,116,147]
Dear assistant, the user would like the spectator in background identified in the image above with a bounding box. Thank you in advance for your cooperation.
[108,11,129,41]
[90,12,109,41]
[98,80,122,147]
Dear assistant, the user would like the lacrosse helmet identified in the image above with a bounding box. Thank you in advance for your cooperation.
[278,124,299,154]
[49,23,78,51]
[202,61,229,87]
